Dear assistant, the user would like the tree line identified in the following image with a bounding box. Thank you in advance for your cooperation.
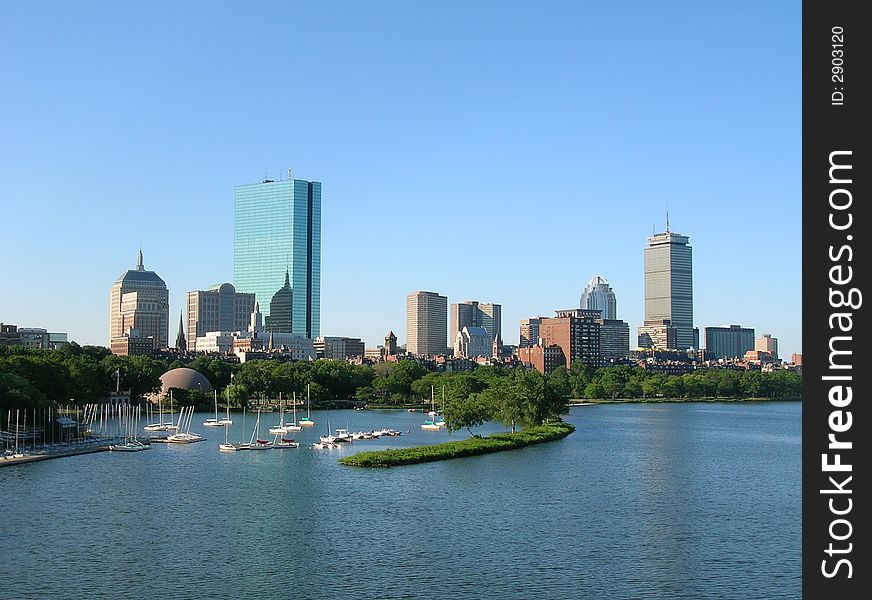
[1,345,801,417]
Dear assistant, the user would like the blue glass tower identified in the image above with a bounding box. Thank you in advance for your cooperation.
[234,177,321,338]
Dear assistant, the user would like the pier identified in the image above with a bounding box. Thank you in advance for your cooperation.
[0,441,116,468]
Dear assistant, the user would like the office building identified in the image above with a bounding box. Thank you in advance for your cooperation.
[450,301,501,349]
[406,291,448,356]
[637,319,677,350]
[108,251,169,353]
[704,325,756,360]
[640,228,695,350]
[519,318,542,348]
[580,276,618,320]
[234,176,321,338]
[314,336,366,360]
[0,324,67,349]
[186,283,256,351]
[597,319,630,362]
[755,334,779,359]
[535,309,603,370]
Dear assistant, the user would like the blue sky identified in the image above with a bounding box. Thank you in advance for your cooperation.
[0,1,800,357]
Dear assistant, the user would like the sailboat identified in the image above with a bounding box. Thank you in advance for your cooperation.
[313,417,338,449]
[227,405,250,450]
[167,406,205,443]
[435,385,446,427]
[298,384,315,427]
[284,391,302,432]
[268,392,289,435]
[110,403,150,452]
[203,391,226,427]
[144,390,179,431]
[421,385,441,430]
[249,409,273,450]
[218,414,237,452]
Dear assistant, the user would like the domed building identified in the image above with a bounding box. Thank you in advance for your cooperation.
[159,368,214,395]
[264,270,293,333]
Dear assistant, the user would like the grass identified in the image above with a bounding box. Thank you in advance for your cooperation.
[338,421,575,468]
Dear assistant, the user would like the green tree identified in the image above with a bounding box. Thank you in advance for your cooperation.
[444,391,492,436]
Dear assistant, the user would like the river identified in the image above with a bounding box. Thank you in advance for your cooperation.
[0,401,800,599]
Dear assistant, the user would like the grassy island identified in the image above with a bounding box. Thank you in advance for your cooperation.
[338,421,575,468]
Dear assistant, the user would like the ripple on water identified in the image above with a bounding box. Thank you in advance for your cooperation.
[0,403,800,599]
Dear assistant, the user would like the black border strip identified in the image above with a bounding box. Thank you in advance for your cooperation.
[803,1,867,596]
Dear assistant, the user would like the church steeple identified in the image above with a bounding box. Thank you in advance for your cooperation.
[175,311,186,350]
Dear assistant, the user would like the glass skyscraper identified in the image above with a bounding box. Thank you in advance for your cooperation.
[234,177,321,338]
[642,230,694,350]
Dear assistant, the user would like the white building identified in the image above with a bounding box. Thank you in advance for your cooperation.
[454,326,492,358]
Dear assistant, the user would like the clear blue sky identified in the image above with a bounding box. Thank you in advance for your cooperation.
[0,1,801,357]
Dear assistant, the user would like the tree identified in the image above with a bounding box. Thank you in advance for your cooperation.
[0,372,47,408]
[546,366,572,400]
[225,383,249,408]
[444,391,492,436]
[584,382,605,400]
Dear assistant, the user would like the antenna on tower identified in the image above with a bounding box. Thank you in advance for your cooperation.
[666,202,670,232]
[288,168,292,180]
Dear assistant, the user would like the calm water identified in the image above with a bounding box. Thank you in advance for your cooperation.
[0,402,800,599]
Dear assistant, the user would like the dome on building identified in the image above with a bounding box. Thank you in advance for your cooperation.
[160,368,214,394]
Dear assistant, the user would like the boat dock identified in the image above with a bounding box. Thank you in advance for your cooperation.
[0,442,115,468]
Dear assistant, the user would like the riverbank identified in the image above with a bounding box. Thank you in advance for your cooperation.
[339,421,575,468]
[574,396,800,404]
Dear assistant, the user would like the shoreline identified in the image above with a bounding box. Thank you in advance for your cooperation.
[570,396,800,405]
[339,422,575,468]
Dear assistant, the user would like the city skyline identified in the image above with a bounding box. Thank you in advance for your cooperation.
[0,2,800,357]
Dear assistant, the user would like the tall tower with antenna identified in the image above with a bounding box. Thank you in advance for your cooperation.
[639,217,695,351]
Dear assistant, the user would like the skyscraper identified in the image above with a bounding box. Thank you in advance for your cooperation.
[641,228,695,350]
[406,291,448,356]
[579,276,617,320]
[234,176,321,338]
[450,301,501,352]
[108,251,169,354]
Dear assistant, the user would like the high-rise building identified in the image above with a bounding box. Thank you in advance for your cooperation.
[234,176,321,338]
[580,276,618,320]
[704,325,756,360]
[109,251,169,353]
[640,228,694,350]
[755,334,779,359]
[406,291,448,356]
[450,301,501,352]
[535,309,603,370]
[597,318,630,362]
[519,318,542,348]
[186,283,256,351]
